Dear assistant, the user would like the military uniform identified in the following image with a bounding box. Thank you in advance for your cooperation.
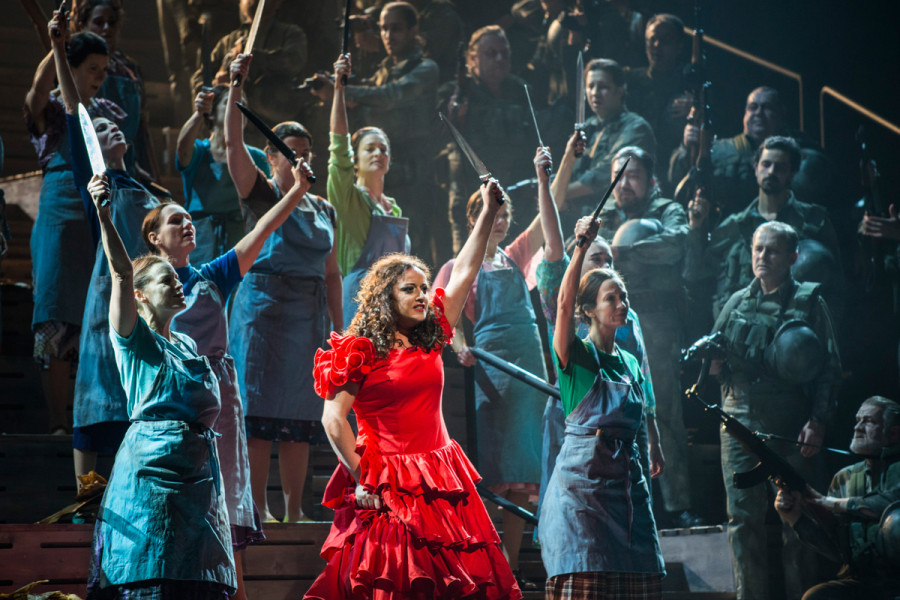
[713,277,842,600]
[684,192,841,320]
[564,109,656,237]
[792,445,900,598]
[438,75,536,253]
[598,196,693,516]
[346,48,440,263]
[417,0,466,83]
[669,132,834,218]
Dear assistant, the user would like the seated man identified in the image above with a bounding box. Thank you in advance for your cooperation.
[775,396,900,600]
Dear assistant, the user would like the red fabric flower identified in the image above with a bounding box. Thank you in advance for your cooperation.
[313,332,377,398]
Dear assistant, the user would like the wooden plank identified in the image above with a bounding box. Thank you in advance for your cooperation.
[0,524,92,590]
[244,579,315,599]
[242,545,325,578]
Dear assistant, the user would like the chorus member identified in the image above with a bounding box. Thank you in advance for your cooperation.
[225,53,343,523]
[542,218,664,599]
[305,179,520,599]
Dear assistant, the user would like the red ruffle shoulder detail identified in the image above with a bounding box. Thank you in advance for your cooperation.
[431,287,454,343]
[313,332,378,398]
[309,440,521,600]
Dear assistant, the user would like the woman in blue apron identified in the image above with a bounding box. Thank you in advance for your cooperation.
[74,0,154,177]
[43,20,160,489]
[144,153,315,600]
[83,174,235,599]
[433,148,554,578]
[324,53,409,328]
[225,54,343,523]
[542,220,664,599]
[24,15,124,435]
[175,86,270,266]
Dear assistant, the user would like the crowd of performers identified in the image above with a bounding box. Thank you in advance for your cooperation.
[9,0,900,599]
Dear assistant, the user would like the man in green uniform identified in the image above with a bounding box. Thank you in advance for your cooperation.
[712,220,842,600]
[596,146,701,528]
[669,86,832,218]
[775,396,900,600]
[685,136,841,320]
[561,59,656,238]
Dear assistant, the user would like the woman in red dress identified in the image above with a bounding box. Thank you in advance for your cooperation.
[305,179,521,600]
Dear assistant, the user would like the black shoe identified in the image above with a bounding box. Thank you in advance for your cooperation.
[513,570,539,591]
[670,510,704,528]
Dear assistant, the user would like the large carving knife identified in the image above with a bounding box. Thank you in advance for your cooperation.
[523,84,551,177]
[575,157,630,248]
[78,103,110,206]
[236,101,315,183]
[439,112,503,204]
[232,0,266,88]
[340,0,352,85]
[199,12,214,91]
[574,50,586,158]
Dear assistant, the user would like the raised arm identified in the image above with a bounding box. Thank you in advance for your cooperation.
[232,159,312,274]
[553,217,598,367]
[520,145,555,258]
[224,53,258,199]
[176,91,213,168]
[87,174,138,337]
[24,12,69,132]
[441,179,503,327]
[329,54,351,136]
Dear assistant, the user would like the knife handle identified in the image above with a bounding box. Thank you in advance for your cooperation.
[481,178,504,205]
[232,74,243,88]
[293,159,317,184]
[573,128,586,158]
[341,74,348,86]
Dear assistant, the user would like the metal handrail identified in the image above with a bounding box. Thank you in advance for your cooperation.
[684,27,804,131]
[819,86,900,149]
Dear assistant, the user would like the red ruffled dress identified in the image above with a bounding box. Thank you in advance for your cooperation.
[305,290,522,600]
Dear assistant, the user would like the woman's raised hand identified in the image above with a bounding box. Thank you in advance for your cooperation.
[88,174,111,213]
[566,129,586,158]
[194,90,214,116]
[230,53,252,87]
[480,178,504,208]
[573,215,599,246]
[48,9,70,46]
[290,158,314,195]
[334,53,351,89]
[534,146,552,182]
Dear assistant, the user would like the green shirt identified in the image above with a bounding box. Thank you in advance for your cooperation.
[554,336,644,417]
[327,132,402,275]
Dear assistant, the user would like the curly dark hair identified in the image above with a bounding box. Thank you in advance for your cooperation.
[348,253,449,358]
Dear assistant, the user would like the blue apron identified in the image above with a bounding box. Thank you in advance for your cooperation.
[187,156,246,266]
[30,90,122,329]
[172,272,255,530]
[73,183,160,428]
[229,192,334,421]
[540,345,664,578]
[472,252,546,486]
[95,329,235,589]
[342,212,409,329]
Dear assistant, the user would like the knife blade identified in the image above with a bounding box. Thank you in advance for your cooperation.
[340,0,352,85]
[523,84,551,177]
[439,112,502,204]
[575,157,630,247]
[574,50,585,158]
[232,0,266,88]
[78,103,109,206]
[235,101,315,183]
[199,12,214,90]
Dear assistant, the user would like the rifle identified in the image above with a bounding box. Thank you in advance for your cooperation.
[857,125,887,293]
[683,334,809,492]
[673,1,717,226]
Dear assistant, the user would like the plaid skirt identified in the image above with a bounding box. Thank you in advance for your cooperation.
[545,572,663,600]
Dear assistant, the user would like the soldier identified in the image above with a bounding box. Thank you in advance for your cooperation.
[191,0,308,128]
[594,145,701,528]
[711,220,842,600]
[625,14,690,195]
[561,58,656,238]
[669,86,832,217]
[314,1,440,264]
[685,136,841,320]
[440,25,536,254]
[775,396,900,600]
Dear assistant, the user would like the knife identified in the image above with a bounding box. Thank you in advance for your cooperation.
[575,157,630,248]
[574,50,586,158]
[232,0,266,88]
[340,0,352,85]
[78,103,109,206]
[439,112,503,204]
[523,84,551,177]
[236,101,315,183]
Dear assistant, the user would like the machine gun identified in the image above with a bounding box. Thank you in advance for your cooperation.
[673,1,717,226]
